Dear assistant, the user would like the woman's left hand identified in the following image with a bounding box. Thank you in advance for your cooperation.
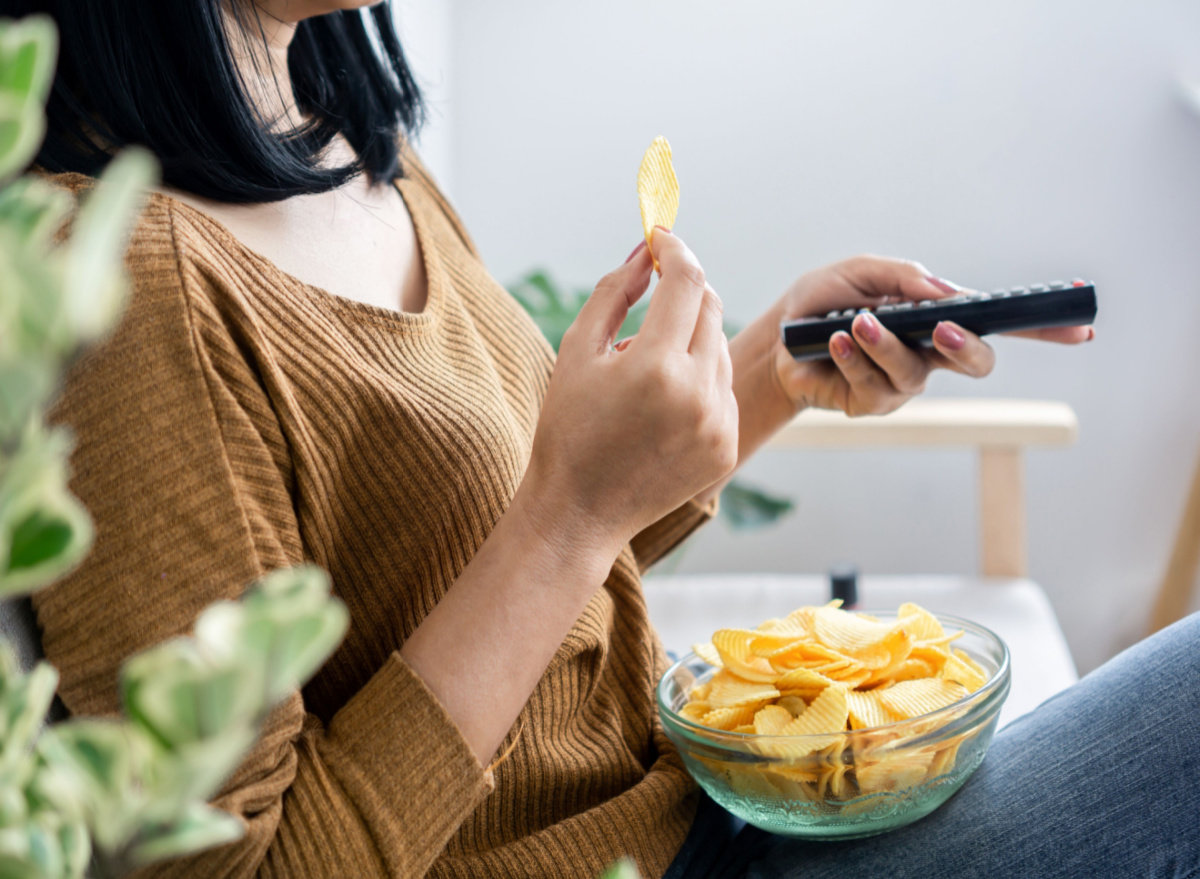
[770,255,1094,416]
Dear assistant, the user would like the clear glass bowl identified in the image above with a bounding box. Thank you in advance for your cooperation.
[657,612,1010,840]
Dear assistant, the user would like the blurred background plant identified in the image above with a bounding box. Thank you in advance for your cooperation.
[0,15,348,878]
[508,270,795,532]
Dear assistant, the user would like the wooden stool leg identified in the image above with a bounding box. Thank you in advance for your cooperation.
[1148,450,1200,635]
[980,446,1027,578]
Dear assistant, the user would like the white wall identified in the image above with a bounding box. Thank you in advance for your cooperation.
[392,0,455,192]
[436,0,1200,673]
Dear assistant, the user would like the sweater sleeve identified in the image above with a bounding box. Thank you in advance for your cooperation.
[629,497,718,575]
[33,204,491,878]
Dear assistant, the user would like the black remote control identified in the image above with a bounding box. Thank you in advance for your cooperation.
[781,280,1097,362]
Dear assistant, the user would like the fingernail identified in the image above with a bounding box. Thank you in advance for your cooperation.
[654,225,673,236]
[925,276,961,295]
[613,337,633,351]
[934,321,965,350]
[856,312,882,346]
[1087,327,1095,342]
[624,240,647,264]
[832,332,853,359]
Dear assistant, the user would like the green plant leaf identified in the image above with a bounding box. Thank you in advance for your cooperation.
[129,802,242,867]
[0,16,57,182]
[61,148,157,343]
[0,659,58,775]
[0,358,55,442]
[0,178,70,253]
[598,858,642,879]
[37,720,151,854]
[0,427,94,598]
[507,269,647,352]
[718,479,796,531]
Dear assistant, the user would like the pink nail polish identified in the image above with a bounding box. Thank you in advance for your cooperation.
[857,313,882,346]
[832,333,853,359]
[925,276,962,296]
[624,240,647,264]
[935,321,966,350]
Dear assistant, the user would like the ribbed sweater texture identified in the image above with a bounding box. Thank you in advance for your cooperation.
[34,155,711,878]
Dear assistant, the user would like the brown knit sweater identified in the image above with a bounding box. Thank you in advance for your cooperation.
[34,155,712,878]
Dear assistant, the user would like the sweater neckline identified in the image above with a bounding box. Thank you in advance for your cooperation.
[149,174,446,333]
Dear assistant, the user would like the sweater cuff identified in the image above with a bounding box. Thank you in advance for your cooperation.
[630,496,719,574]
[323,651,493,867]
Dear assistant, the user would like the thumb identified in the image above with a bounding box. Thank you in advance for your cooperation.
[572,241,653,352]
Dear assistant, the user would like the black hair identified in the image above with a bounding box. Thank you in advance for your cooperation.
[5,0,424,203]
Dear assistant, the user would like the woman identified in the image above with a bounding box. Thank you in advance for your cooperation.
[17,1,1196,877]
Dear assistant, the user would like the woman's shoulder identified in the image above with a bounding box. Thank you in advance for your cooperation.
[39,168,274,318]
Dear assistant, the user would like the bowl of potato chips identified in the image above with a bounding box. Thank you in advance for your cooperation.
[657,602,1010,840]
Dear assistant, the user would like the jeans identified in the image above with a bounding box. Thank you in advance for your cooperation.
[663,611,1200,879]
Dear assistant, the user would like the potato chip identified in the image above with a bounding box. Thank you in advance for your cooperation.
[692,641,723,668]
[856,752,933,793]
[636,136,679,271]
[898,602,944,641]
[846,690,898,731]
[813,607,897,660]
[707,669,780,708]
[712,630,778,682]
[928,740,963,777]
[776,695,808,717]
[883,658,936,682]
[954,648,987,680]
[753,704,794,736]
[878,678,968,720]
[679,701,710,722]
[942,649,987,693]
[774,666,837,693]
[701,705,759,731]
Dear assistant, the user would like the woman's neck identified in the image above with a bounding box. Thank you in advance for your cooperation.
[228,5,302,132]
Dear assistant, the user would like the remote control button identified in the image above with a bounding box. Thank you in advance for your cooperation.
[858,307,872,313]
[841,309,857,318]
[918,300,935,308]
[1010,286,1029,295]
[1071,279,1087,287]
[1029,284,1048,293]
[825,310,840,319]
[940,295,968,305]
[894,301,914,310]
[992,290,1011,298]
[877,304,897,314]
[1049,280,1066,289]
[973,292,992,301]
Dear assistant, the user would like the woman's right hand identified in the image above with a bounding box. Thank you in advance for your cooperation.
[516,229,739,561]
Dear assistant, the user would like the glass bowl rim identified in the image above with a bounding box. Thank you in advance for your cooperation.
[657,610,1011,745]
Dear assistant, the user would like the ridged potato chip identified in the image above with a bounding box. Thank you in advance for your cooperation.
[878,678,969,720]
[636,136,679,271]
[708,669,780,708]
[846,689,898,731]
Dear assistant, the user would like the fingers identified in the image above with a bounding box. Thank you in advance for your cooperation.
[1006,325,1095,344]
[827,331,909,415]
[639,228,708,350]
[571,241,654,353]
[835,255,956,305]
[689,284,725,365]
[849,312,930,395]
[929,321,996,378]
